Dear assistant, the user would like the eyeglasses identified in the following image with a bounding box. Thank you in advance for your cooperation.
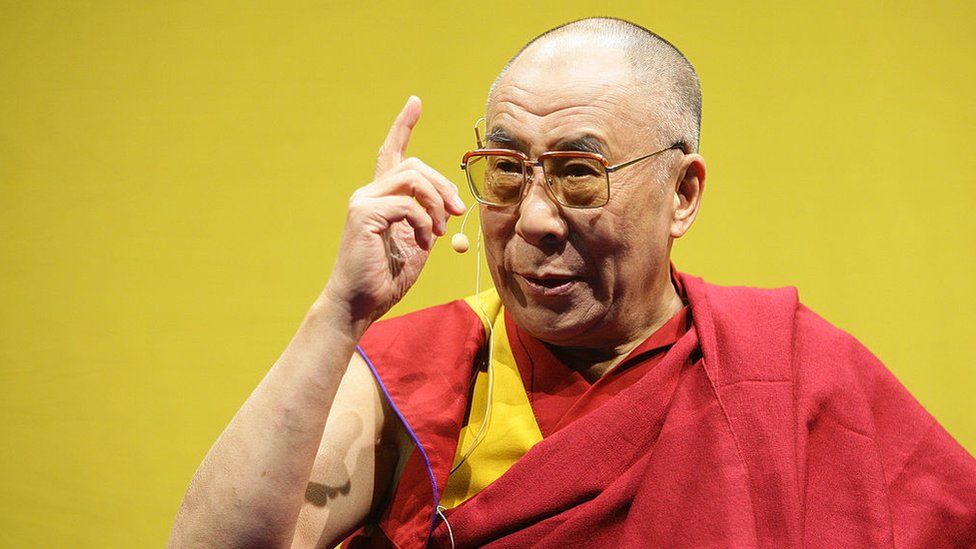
[459,118,684,209]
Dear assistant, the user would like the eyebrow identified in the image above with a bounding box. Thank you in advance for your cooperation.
[485,126,610,157]
[485,127,526,152]
[553,135,608,156]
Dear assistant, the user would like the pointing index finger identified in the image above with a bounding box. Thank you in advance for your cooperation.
[375,96,422,177]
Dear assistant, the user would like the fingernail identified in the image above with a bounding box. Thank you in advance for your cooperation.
[453,196,465,210]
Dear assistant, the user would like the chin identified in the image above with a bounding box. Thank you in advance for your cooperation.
[505,299,605,346]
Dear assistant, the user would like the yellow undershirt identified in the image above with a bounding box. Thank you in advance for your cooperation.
[437,290,544,509]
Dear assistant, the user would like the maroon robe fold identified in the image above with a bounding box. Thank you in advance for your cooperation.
[348,272,976,548]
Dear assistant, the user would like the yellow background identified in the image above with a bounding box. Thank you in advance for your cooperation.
[1,1,973,546]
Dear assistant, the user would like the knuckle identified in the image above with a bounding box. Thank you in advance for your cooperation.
[347,198,366,216]
[416,180,437,198]
[349,186,373,204]
[402,169,423,187]
[427,191,445,207]
[407,203,428,220]
[348,187,379,211]
[431,174,451,192]
[348,190,364,207]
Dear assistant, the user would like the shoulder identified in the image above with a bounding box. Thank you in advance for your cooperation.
[679,271,918,431]
[679,270,873,371]
[683,274,956,440]
[358,296,490,378]
[679,272,801,385]
[362,299,479,342]
[360,290,498,351]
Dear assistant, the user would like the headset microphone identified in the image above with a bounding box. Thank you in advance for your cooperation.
[451,208,475,254]
[451,233,470,254]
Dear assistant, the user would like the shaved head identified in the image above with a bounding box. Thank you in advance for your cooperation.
[488,17,702,153]
[477,16,708,349]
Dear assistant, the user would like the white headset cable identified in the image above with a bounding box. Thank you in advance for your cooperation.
[449,215,495,475]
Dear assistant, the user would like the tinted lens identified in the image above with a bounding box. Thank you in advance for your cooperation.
[542,156,609,207]
[465,153,525,205]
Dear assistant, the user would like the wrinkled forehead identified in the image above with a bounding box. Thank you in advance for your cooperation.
[486,36,655,155]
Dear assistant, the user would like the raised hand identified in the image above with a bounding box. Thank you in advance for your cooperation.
[320,96,466,339]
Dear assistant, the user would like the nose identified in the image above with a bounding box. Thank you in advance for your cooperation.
[514,163,569,247]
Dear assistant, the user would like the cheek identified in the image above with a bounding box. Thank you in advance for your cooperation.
[591,192,670,269]
[479,208,516,269]
[610,181,672,238]
[575,208,636,260]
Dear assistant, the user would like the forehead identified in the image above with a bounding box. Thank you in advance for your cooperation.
[487,36,651,152]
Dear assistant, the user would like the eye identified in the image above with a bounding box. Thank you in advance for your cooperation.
[547,157,603,181]
[495,159,521,173]
[563,162,601,178]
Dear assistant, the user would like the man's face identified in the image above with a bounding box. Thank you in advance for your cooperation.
[481,38,683,348]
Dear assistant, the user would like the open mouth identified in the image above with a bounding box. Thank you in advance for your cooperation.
[518,274,581,296]
[526,276,573,288]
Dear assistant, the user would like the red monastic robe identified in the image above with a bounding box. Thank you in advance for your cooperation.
[507,263,691,438]
[347,271,976,548]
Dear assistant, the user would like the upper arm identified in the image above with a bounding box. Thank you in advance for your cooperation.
[290,351,405,548]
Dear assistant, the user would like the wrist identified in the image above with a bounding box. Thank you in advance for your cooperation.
[308,285,374,344]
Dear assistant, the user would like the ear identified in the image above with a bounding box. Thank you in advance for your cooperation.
[670,153,706,239]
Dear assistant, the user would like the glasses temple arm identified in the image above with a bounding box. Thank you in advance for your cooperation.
[474,117,486,148]
[606,142,685,172]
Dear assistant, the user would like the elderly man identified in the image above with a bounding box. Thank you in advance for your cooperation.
[170,17,976,548]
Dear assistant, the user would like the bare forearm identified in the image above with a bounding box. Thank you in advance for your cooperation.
[169,96,464,547]
[169,294,363,547]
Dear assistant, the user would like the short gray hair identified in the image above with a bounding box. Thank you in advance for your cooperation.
[488,17,702,153]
